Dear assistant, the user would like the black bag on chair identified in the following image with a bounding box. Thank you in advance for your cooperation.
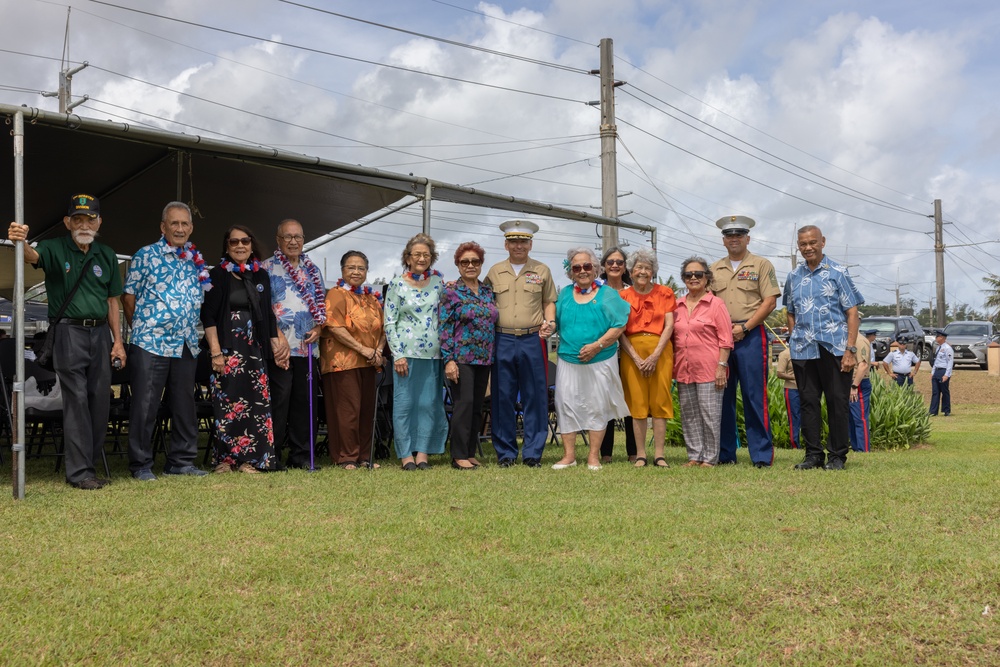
[35,256,95,372]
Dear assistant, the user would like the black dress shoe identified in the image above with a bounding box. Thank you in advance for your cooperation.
[753,462,770,469]
[497,459,516,468]
[402,462,417,471]
[69,478,106,490]
[823,458,846,470]
[416,461,430,470]
[522,458,542,468]
[794,457,825,470]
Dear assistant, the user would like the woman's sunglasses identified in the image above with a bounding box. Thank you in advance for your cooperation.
[571,263,594,273]
[681,270,707,280]
[604,258,625,267]
[458,258,482,268]
[228,236,252,247]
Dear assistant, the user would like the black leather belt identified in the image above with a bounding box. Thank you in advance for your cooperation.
[496,325,541,336]
[56,318,107,327]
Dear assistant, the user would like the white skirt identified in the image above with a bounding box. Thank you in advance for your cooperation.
[554,356,630,433]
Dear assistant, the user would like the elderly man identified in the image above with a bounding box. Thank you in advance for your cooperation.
[263,219,324,469]
[784,225,864,471]
[848,329,875,453]
[709,215,780,468]
[484,220,557,468]
[122,201,210,481]
[7,194,126,489]
[882,341,921,387]
[928,330,953,417]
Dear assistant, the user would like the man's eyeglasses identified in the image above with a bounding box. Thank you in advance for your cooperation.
[571,263,594,273]
[459,258,482,268]
[228,236,252,247]
[604,258,625,267]
[278,234,304,243]
[681,270,707,280]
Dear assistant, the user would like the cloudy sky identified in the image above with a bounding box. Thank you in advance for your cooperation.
[2,0,999,314]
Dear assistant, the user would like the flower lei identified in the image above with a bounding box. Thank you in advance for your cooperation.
[274,249,327,324]
[162,236,212,291]
[336,278,383,306]
[574,278,605,295]
[219,258,262,274]
[404,268,442,282]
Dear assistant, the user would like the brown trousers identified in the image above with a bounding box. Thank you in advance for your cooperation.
[323,367,377,464]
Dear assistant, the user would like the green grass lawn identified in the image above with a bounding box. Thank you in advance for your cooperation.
[1,408,998,666]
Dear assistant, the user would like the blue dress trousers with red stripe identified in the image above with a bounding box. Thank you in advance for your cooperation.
[848,377,872,452]
[720,324,774,465]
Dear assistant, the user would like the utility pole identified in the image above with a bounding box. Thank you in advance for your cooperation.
[40,9,89,113]
[934,199,946,327]
[597,38,620,254]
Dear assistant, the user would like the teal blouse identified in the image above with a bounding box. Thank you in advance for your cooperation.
[555,284,629,365]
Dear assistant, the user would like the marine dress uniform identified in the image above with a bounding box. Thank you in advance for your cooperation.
[848,331,874,452]
[709,216,781,466]
[484,221,558,466]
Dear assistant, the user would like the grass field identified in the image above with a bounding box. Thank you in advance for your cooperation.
[1,368,998,665]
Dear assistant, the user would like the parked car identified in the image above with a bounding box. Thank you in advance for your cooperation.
[921,328,937,360]
[943,321,997,370]
[860,316,926,361]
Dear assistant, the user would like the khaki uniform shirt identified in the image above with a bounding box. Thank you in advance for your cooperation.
[856,334,872,380]
[484,257,557,329]
[775,347,796,390]
[709,251,781,323]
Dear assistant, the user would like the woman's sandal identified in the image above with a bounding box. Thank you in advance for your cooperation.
[402,462,417,471]
[654,457,669,468]
[633,457,648,467]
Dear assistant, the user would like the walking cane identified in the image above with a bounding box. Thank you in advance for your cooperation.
[368,362,385,471]
[307,342,318,473]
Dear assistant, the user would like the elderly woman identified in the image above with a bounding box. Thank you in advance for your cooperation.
[551,247,630,471]
[321,250,385,470]
[440,242,499,470]
[201,225,283,473]
[672,257,733,467]
[598,246,637,464]
[619,248,677,468]
[384,233,448,470]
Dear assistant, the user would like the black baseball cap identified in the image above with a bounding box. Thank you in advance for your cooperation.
[67,194,100,217]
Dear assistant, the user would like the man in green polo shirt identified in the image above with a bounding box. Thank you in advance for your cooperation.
[7,194,126,490]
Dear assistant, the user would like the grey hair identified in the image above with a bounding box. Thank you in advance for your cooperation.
[161,201,191,222]
[797,224,822,237]
[680,256,712,281]
[627,247,658,276]
[565,246,600,278]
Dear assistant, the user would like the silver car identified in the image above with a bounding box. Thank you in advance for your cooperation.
[942,321,996,370]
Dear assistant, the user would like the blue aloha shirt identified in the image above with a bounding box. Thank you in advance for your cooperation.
[262,257,325,358]
[783,255,864,360]
[123,236,204,358]
[384,275,445,360]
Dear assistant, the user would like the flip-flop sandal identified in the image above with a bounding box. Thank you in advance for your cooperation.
[654,457,669,468]
[633,457,648,467]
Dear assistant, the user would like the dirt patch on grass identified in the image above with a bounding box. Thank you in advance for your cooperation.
[897,365,1000,408]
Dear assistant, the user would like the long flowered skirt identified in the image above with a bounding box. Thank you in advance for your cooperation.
[210,309,278,470]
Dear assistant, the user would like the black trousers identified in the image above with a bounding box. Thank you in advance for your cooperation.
[791,346,852,462]
[600,416,636,458]
[127,344,198,472]
[268,356,318,466]
[449,364,491,461]
[53,323,111,484]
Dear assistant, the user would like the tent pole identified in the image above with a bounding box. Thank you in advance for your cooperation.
[12,110,26,500]
[422,182,432,235]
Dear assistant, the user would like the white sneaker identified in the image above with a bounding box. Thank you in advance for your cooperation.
[551,461,577,470]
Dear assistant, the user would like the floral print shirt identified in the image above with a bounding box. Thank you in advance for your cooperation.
[384,275,444,360]
[123,237,204,358]
[783,255,864,360]
[439,280,498,366]
[262,256,325,358]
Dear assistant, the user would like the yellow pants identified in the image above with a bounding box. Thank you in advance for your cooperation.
[620,333,674,419]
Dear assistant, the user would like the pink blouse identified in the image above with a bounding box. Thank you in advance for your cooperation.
[672,292,734,383]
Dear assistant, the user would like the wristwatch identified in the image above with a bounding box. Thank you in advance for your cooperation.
[846,346,857,354]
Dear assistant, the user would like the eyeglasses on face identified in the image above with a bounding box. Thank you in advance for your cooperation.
[343,265,367,273]
[409,252,431,259]
[571,262,594,273]
[458,258,482,268]
[228,236,252,247]
[278,234,304,243]
[604,258,625,267]
[682,270,707,280]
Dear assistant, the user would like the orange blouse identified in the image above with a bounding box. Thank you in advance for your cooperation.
[319,287,384,374]
[620,284,677,336]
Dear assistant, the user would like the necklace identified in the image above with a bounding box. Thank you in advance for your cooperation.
[404,268,442,282]
[163,237,212,291]
[274,250,327,324]
[574,278,604,295]
[219,258,261,274]
[336,278,383,305]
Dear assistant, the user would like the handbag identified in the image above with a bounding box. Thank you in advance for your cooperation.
[35,256,95,371]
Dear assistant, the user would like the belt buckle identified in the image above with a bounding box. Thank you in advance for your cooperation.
[83,318,98,327]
